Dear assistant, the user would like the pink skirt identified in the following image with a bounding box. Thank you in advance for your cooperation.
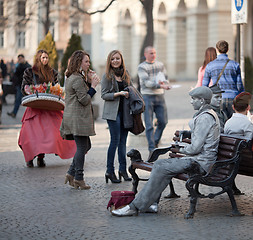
[18,107,76,162]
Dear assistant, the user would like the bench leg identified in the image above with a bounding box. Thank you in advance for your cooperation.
[226,186,244,216]
[184,196,197,219]
[128,165,140,194]
[185,180,197,219]
[164,181,180,199]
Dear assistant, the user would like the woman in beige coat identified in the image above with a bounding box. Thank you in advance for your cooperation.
[60,50,100,190]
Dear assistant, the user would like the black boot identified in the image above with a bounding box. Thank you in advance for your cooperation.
[118,171,132,181]
[37,154,46,167]
[105,172,121,183]
[26,160,34,168]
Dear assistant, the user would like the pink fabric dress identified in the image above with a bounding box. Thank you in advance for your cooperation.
[195,66,213,88]
[18,107,76,162]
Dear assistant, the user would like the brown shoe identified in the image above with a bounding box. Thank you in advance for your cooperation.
[74,179,91,190]
[64,174,74,187]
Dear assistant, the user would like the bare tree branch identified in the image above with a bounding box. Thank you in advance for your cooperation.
[74,0,116,15]
[139,0,144,7]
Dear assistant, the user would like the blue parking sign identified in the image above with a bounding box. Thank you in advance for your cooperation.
[231,0,247,24]
[235,0,243,11]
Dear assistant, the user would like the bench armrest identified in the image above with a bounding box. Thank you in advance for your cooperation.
[147,146,172,163]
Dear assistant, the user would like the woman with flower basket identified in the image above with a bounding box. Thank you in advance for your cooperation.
[18,49,76,168]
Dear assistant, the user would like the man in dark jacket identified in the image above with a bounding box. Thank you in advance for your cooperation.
[7,54,30,118]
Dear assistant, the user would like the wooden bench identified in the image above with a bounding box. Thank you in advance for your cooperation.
[127,134,251,218]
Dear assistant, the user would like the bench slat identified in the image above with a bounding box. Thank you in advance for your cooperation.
[218,143,236,152]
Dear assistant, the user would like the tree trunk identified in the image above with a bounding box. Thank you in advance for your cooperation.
[44,0,50,35]
[139,0,154,63]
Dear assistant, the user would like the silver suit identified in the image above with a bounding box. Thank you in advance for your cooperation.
[132,105,220,212]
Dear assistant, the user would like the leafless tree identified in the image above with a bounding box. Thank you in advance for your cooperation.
[6,0,154,62]
[74,0,154,62]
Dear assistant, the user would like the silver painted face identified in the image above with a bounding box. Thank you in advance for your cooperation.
[211,93,222,108]
[191,97,203,110]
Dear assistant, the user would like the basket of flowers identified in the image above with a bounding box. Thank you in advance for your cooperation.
[21,83,65,111]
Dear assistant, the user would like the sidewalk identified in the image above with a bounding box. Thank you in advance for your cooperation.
[1,82,253,240]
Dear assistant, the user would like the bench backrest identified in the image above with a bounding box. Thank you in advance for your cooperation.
[209,135,243,181]
[171,134,249,181]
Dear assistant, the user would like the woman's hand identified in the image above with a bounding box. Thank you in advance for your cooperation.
[88,70,100,89]
[120,91,129,98]
[114,91,129,98]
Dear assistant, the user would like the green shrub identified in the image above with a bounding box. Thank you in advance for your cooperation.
[61,34,83,85]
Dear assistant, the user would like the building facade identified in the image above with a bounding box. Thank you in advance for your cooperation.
[0,0,252,82]
[91,0,253,81]
[0,0,91,64]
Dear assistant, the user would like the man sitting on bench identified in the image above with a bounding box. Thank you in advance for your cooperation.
[224,91,253,139]
[112,86,220,217]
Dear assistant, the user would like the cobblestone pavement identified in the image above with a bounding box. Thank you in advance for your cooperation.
[0,82,253,240]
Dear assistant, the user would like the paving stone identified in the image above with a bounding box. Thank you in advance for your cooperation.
[1,82,253,240]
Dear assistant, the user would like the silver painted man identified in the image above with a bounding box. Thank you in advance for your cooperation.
[209,85,228,133]
[112,86,220,216]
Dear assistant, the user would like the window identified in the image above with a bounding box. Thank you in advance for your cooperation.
[71,22,79,35]
[0,31,3,48]
[17,31,25,48]
[18,1,26,17]
[71,0,79,8]
[0,1,3,17]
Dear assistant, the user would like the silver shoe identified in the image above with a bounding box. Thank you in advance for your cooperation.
[145,203,158,213]
[111,205,138,217]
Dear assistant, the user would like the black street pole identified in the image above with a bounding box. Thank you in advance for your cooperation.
[236,24,240,63]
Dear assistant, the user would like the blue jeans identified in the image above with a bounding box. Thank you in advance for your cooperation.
[106,112,128,174]
[13,86,23,115]
[68,136,91,180]
[143,95,168,152]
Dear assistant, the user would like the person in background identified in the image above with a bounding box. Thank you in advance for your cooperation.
[138,46,171,153]
[19,49,76,168]
[0,59,7,81]
[224,91,253,195]
[101,50,132,184]
[0,68,3,124]
[60,50,100,190]
[195,47,217,88]
[224,92,253,139]
[202,40,244,118]
[7,54,31,118]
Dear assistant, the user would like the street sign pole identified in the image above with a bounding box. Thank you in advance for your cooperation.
[231,0,248,86]
[240,24,245,85]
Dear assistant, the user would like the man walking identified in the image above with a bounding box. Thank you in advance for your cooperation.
[202,40,244,118]
[138,46,171,153]
[7,54,30,118]
[111,86,220,216]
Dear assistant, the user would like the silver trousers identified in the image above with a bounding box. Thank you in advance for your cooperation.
[132,157,203,211]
